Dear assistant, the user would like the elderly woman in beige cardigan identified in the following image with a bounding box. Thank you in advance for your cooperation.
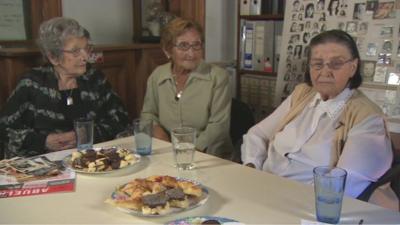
[241,30,392,200]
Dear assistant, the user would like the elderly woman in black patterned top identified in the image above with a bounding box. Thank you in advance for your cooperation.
[0,17,129,158]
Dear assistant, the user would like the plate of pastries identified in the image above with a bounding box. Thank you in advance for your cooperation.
[165,216,242,225]
[62,147,140,174]
[105,175,209,216]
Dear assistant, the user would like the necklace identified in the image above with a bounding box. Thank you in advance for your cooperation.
[175,90,183,101]
[173,74,188,101]
[66,89,74,106]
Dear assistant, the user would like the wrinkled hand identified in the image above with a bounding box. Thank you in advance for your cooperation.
[46,131,76,152]
[153,125,170,142]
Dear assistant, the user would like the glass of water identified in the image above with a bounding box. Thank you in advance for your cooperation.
[74,118,94,150]
[313,166,347,224]
[171,127,196,170]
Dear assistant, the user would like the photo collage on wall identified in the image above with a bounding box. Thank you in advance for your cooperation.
[275,0,400,104]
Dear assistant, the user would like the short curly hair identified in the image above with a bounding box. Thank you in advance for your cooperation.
[160,17,204,54]
[36,17,90,63]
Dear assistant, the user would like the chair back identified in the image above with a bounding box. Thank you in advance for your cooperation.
[230,98,255,162]
[357,139,400,203]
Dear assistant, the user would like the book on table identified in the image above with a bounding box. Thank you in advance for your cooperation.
[0,155,76,198]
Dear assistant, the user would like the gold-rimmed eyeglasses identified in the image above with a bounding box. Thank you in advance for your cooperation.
[310,58,354,71]
[174,41,203,51]
[61,44,94,57]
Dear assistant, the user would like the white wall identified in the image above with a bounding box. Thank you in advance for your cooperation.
[61,0,237,61]
[62,0,133,44]
[205,0,237,63]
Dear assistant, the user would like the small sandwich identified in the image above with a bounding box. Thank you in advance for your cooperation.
[141,192,171,215]
[165,187,189,208]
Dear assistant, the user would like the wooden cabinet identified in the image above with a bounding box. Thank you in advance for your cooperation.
[0,44,168,120]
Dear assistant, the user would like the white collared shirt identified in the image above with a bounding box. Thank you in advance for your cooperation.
[241,88,392,198]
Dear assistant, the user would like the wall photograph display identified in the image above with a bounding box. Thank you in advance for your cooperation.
[275,0,400,105]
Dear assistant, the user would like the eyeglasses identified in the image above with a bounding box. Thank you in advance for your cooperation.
[174,41,203,51]
[61,44,93,57]
[310,58,353,71]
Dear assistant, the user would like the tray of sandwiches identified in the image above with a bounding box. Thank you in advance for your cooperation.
[105,175,209,216]
[62,147,140,174]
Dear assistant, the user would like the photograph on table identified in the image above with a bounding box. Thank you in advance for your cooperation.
[361,60,376,82]
[373,1,396,19]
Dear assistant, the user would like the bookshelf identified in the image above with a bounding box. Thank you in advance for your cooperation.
[236,0,285,121]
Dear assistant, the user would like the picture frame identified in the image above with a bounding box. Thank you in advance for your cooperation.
[133,0,170,43]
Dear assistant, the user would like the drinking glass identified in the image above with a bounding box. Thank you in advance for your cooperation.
[313,166,347,224]
[133,118,153,155]
[74,118,94,150]
[171,127,196,170]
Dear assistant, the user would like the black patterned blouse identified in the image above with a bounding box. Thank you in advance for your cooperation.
[0,65,129,158]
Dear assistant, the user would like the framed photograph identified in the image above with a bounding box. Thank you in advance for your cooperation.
[366,43,377,56]
[380,26,393,38]
[373,65,388,83]
[387,72,400,85]
[382,40,393,54]
[373,1,396,19]
[133,0,172,43]
[361,60,376,82]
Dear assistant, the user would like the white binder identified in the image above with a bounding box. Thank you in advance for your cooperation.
[240,0,250,15]
[250,0,262,15]
[254,23,265,71]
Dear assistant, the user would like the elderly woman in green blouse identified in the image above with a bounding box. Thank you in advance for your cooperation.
[141,17,233,159]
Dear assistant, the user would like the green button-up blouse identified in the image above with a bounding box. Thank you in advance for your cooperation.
[141,61,233,158]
